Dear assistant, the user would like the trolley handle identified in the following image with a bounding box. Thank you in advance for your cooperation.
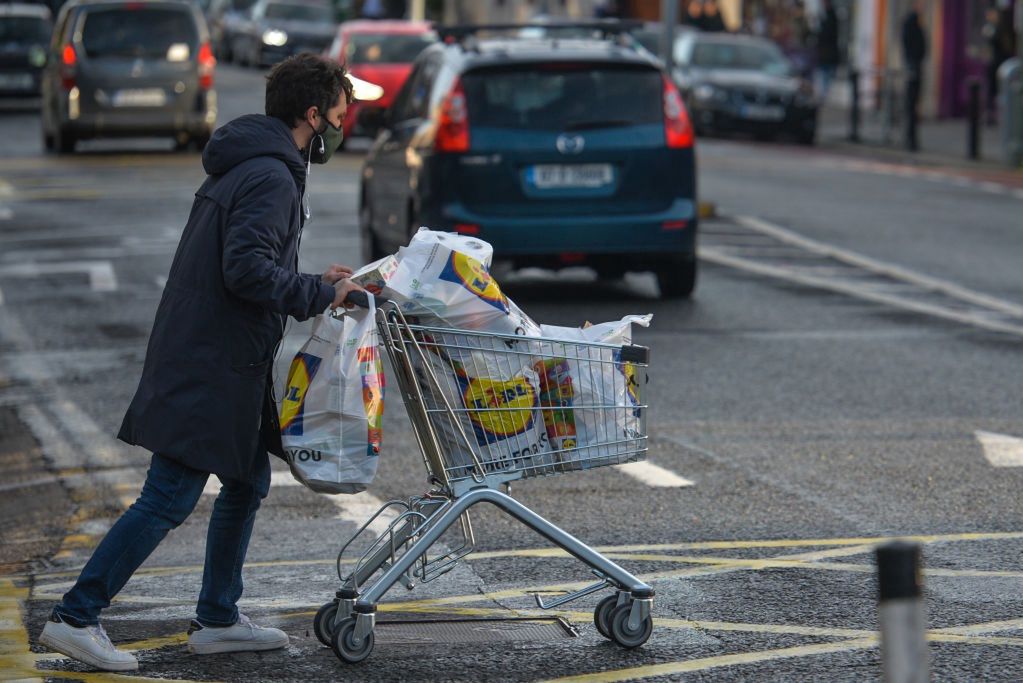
[345,290,390,309]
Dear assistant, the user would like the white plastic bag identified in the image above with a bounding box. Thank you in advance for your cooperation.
[533,315,651,469]
[381,228,541,338]
[279,295,384,494]
[413,342,550,477]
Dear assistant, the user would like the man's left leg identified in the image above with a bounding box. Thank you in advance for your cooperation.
[187,456,287,654]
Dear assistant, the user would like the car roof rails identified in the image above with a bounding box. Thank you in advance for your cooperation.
[437,19,643,47]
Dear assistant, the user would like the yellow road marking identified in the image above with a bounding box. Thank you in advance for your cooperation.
[20,529,1023,584]
[0,579,41,682]
[541,638,880,682]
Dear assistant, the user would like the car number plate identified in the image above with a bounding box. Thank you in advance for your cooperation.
[0,73,34,89]
[529,164,613,189]
[741,104,785,121]
[112,88,167,107]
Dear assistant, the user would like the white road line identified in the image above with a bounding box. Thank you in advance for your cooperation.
[155,275,167,289]
[0,206,12,220]
[975,431,1023,467]
[203,469,399,536]
[0,260,118,292]
[614,461,694,488]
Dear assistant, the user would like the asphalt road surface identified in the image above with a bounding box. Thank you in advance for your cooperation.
[2,65,1023,682]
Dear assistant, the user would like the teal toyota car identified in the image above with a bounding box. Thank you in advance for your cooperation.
[359,24,699,298]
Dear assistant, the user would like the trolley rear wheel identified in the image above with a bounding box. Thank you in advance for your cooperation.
[593,594,620,640]
[331,617,375,663]
[609,603,652,649]
[314,601,338,647]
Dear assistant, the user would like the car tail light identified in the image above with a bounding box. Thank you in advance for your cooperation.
[198,42,216,90]
[60,44,77,90]
[435,77,469,152]
[662,75,694,149]
[454,223,480,235]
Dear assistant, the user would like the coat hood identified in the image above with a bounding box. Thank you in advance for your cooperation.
[202,114,306,186]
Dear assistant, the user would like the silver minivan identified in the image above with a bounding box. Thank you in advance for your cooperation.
[41,0,217,153]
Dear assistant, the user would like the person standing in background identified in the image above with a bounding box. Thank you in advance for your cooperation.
[814,0,841,102]
[901,1,927,151]
[702,0,727,32]
[983,6,1017,124]
[684,0,705,31]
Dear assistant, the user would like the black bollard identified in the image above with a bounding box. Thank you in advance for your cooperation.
[968,78,981,160]
[849,69,861,142]
[877,542,929,683]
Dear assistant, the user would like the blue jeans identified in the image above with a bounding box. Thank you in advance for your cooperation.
[53,453,270,628]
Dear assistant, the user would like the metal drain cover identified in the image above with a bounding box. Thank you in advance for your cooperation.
[373,617,577,645]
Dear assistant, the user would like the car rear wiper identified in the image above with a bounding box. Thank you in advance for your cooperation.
[563,119,633,131]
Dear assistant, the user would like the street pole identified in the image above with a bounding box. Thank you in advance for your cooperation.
[410,0,425,21]
[877,542,929,683]
[662,0,677,72]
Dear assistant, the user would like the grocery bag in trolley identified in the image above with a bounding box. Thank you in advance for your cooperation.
[279,294,385,494]
[378,228,542,339]
[533,315,652,470]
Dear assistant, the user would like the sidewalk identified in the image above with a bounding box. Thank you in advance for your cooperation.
[814,84,1022,182]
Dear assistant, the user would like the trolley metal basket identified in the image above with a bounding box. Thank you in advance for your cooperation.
[315,297,656,663]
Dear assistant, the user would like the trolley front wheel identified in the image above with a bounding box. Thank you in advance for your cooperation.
[314,601,338,647]
[609,603,653,649]
[594,594,620,640]
[331,617,375,663]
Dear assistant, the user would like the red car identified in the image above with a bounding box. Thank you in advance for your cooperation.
[326,20,436,142]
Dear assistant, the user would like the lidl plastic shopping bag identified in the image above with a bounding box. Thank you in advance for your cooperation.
[532,315,652,470]
[279,295,384,494]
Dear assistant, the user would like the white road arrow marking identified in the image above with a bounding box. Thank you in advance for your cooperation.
[0,260,117,292]
[975,430,1023,467]
[615,460,694,488]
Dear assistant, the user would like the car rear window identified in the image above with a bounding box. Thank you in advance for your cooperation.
[462,64,663,132]
[346,33,436,65]
[81,8,197,60]
[264,3,332,21]
[0,16,51,44]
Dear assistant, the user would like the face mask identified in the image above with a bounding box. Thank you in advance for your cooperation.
[309,116,344,165]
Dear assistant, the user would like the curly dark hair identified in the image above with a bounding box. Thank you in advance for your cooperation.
[265,53,354,128]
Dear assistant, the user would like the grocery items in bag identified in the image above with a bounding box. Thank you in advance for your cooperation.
[350,254,398,295]
[533,315,651,470]
[412,340,550,477]
[280,298,384,494]
[379,228,542,339]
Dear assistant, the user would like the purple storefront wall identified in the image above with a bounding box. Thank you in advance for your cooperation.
[938,0,1017,118]
[938,0,980,118]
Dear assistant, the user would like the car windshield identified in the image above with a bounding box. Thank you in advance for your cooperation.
[264,3,332,22]
[346,33,435,64]
[463,64,663,131]
[691,41,791,75]
[81,8,197,59]
[0,16,51,44]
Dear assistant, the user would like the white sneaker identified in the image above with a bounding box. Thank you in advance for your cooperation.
[39,617,139,672]
[187,613,289,654]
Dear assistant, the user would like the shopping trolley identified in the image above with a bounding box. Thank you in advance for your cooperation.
[314,293,655,663]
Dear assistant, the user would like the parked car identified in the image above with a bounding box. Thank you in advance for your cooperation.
[360,30,699,298]
[325,19,435,142]
[206,0,258,62]
[41,0,217,153]
[230,0,335,67]
[672,32,817,144]
[0,3,52,98]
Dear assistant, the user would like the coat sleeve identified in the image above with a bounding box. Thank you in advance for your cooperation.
[221,171,335,321]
